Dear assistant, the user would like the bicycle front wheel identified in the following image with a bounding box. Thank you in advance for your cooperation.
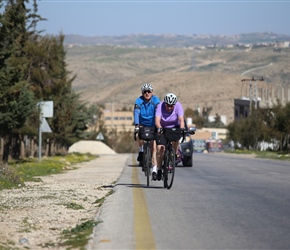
[164,149,175,189]
[144,145,151,187]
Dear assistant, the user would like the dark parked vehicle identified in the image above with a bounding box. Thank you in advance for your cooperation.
[179,123,196,167]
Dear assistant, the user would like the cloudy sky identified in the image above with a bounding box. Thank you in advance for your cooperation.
[35,0,290,36]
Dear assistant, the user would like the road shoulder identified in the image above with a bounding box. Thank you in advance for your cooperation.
[0,154,128,249]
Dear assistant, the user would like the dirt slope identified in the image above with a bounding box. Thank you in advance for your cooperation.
[66,46,290,124]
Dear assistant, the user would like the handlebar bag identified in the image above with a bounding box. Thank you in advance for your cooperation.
[138,126,156,140]
[164,128,182,142]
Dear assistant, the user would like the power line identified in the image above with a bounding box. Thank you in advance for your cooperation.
[241,77,264,110]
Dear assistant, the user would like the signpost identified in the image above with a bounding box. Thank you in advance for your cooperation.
[37,101,53,161]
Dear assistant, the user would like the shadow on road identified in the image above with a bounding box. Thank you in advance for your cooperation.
[127,164,140,167]
[116,182,164,189]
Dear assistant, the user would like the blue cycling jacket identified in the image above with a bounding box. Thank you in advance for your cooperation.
[134,95,160,127]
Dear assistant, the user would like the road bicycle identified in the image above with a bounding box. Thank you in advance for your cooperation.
[134,126,155,187]
[161,127,195,189]
[161,128,183,189]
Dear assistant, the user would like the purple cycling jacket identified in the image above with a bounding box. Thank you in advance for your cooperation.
[155,101,184,128]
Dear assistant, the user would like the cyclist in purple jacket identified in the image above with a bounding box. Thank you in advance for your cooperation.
[154,93,185,181]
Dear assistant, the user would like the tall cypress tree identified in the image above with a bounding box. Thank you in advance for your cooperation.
[0,0,36,162]
[0,0,90,159]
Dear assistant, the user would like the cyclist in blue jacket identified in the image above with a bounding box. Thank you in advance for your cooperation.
[134,83,160,179]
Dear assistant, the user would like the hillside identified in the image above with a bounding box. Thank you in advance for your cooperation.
[64,32,290,47]
[65,44,290,124]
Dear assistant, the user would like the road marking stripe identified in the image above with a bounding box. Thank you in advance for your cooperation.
[132,155,156,250]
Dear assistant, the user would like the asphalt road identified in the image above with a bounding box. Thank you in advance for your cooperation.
[87,153,290,250]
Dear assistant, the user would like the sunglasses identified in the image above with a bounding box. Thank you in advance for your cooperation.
[142,90,152,94]
[166,103,175,108]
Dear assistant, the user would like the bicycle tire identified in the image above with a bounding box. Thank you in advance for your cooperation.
[143,143,151,187]
[164,148,175,189]
[146,145,151,187]
[163,150,169,188]
[143,147,147,177]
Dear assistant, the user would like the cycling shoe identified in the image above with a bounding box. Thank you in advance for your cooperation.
[152,171,157,181]
[157,170,162,181]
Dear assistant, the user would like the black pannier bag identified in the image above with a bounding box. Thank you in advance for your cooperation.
[138,126,155,140]
[164,128,182,142]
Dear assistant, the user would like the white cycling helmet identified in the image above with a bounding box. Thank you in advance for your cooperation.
[164,93,177,105]
[141,83,153,92]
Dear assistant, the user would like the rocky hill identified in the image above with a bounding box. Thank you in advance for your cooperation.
[65,34,290,124]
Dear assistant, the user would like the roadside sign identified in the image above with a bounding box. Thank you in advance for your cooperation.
[37,101,54,118]
[193,139,206,153]
[37,101,53,162]
[96,132,104,141]
[40,117,52,133]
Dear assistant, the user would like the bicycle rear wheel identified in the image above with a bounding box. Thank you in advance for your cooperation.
[163,149,175,189]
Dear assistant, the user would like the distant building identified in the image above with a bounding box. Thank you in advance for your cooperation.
[103,110,133,133]
[234,98,259,120]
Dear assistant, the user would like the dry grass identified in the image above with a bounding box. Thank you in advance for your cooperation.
[66,46,290,124]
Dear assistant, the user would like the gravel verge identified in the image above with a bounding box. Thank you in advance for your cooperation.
[0,153,127,249]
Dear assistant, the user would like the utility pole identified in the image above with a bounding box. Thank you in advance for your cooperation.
[241,77,264,112]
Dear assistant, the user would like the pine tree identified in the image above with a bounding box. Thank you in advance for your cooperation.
[28,34,90,154]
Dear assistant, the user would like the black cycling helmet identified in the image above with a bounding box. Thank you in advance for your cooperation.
[164,93,177,105]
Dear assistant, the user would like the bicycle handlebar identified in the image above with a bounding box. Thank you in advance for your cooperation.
[133,126,195,142]
[161,128,186,143]
[134,131,137,141]
[181,131,186,143]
